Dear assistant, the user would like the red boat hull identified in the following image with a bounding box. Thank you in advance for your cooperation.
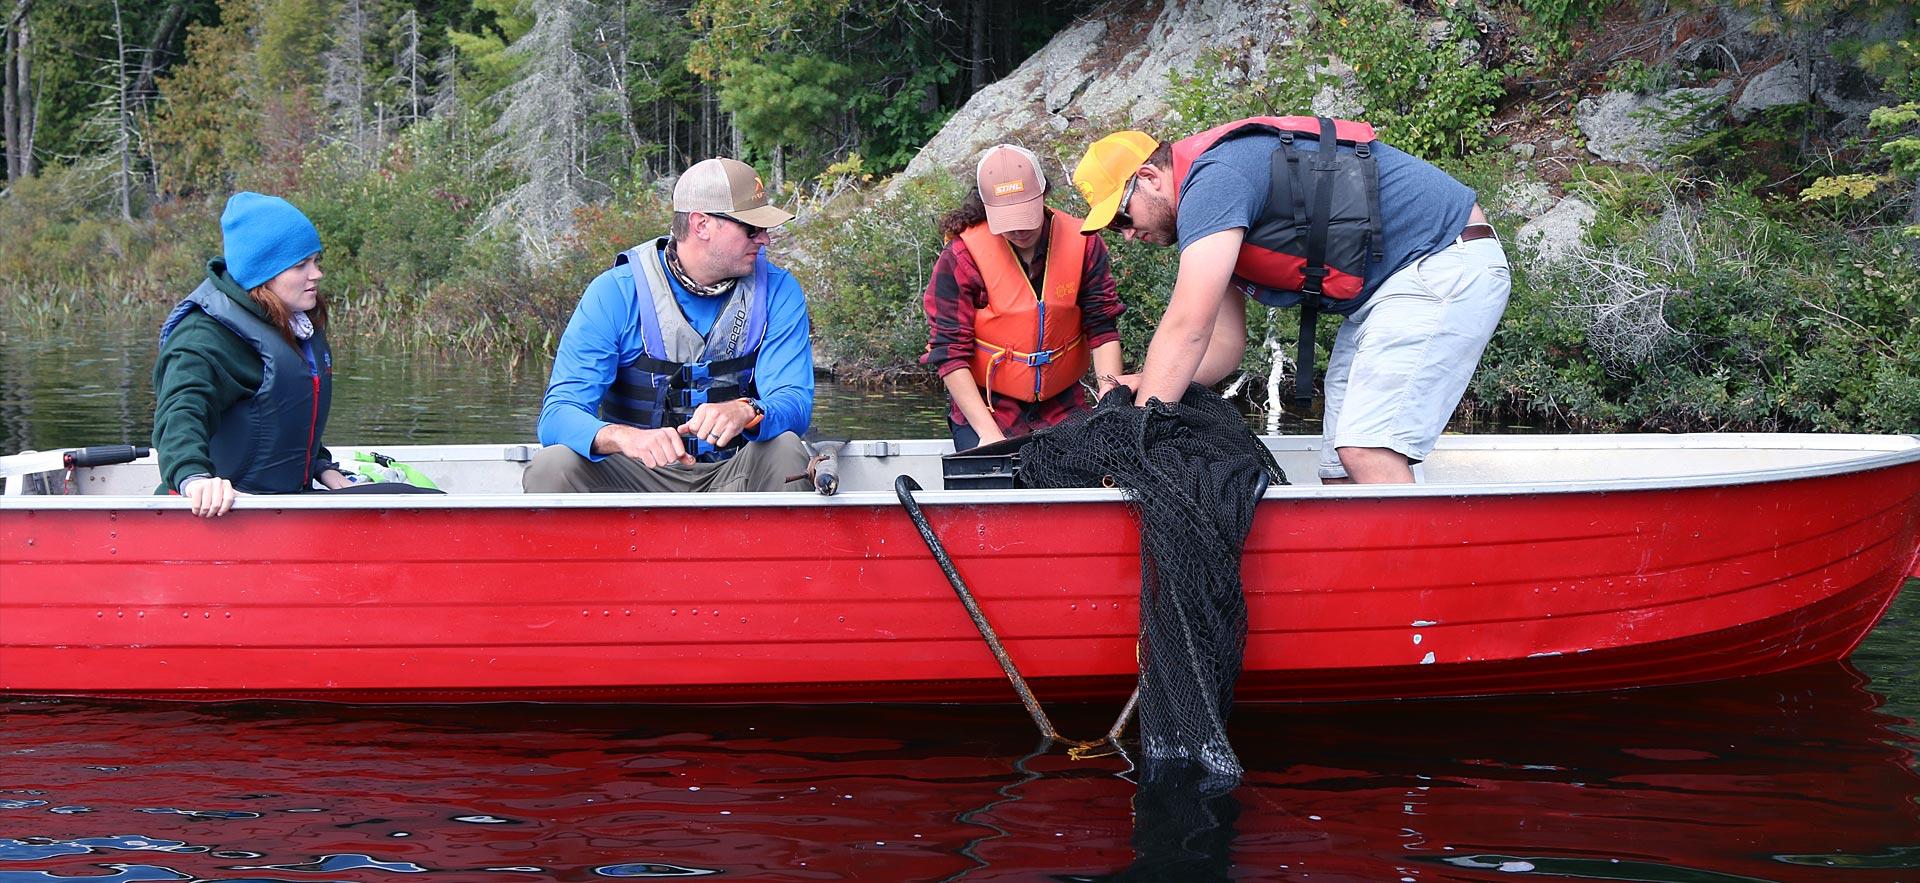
[4,459,1918,704]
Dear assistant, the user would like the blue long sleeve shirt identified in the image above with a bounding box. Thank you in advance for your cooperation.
[537,249,815,460]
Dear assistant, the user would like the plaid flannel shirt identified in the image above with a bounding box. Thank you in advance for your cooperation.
[921,223,1124,432]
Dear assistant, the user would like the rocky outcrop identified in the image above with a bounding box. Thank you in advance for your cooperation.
[1729,53,1887,123]
[1516,196,1598,264]
[1496,181,1557,219]
[1576,82,1733,166]
[895,0,1304,185]
[1732,59,1810,120]
[895,0,1896,189]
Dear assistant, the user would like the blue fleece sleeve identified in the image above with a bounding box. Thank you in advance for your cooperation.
[537,269,636,460]
[743,266,814,440]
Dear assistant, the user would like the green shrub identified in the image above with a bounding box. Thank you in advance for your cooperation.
[1167,0,1510,159]
[290,115,506,315]
[1603,58,1689,95]
[1317,0,1510,157]
[785,174,965,374]
[0,164,214,314]
[1166,44,1326,131]
[1475,185,1920,433]
[1511,0,1609,52]
[408,176,674,354]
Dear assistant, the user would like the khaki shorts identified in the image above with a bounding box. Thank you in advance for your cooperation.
[523,431,813,493]
[1318,236,1510,480]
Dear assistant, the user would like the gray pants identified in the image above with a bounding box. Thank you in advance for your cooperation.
[522,432,813,493]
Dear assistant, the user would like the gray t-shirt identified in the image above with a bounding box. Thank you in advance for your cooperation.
[1175,130,1475,311]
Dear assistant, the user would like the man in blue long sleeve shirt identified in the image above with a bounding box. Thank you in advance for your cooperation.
[524,158,816,493]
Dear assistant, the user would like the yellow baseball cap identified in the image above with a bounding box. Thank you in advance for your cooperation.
[1073,131,1159,234]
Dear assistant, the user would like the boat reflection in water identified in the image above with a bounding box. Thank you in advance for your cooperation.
[1,664,1915,881]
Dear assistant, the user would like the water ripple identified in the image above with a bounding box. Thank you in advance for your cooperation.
[593,863,720,878]
[231,853,427,873]
[0,837,203,861]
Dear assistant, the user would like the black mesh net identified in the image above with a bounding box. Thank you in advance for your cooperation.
[1016,384,1284,787]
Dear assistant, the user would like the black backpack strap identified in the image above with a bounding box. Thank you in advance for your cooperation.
[1358,138,1385,264]
[1295,301,1318,409]
[1277,130,1308,229]
[1267,138,1295,233]
[1300,117,1339,299]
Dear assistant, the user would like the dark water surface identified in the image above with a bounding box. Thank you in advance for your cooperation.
[3,326,1917,880]
[3,637,1918,882]
[0,320,949,453]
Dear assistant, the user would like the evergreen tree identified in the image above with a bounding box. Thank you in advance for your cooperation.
[146,0,260,195]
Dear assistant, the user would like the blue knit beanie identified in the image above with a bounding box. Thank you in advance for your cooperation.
[220,192,322,290]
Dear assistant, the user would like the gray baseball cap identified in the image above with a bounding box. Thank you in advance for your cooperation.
[672,158,795,228]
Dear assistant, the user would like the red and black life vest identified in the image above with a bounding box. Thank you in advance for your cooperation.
[1171,116,1385,406]
[1171,115,1384,300]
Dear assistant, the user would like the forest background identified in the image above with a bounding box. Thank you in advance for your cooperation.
[0,0,1915,434]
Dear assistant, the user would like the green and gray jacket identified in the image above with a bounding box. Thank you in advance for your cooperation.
[151,258,336,494]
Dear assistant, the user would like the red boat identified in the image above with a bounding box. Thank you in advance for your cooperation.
[3,433,1918,704]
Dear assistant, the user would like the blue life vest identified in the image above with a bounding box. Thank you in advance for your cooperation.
[158,278,333,493]
[598,238,771,462]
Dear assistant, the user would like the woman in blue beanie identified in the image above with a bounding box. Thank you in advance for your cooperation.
[151,192,348,516]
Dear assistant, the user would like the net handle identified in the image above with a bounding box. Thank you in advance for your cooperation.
[895,474,1135,751]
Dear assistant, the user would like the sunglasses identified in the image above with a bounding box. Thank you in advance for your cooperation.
[1110,176,1138,231]
[711,213,768,239]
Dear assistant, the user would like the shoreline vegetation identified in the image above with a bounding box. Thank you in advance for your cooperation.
[0,0,1915,434]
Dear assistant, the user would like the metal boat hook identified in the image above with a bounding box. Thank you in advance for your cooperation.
[894,474,1139,756]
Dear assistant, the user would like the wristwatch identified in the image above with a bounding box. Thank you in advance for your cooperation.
[742,398,766,430]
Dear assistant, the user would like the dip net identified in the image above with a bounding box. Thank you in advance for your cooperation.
[1016,384,1284,786]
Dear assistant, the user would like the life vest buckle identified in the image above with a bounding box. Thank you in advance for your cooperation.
[677,362,713,385]
[1299,265,1328,296]
[1024,349,1055,367]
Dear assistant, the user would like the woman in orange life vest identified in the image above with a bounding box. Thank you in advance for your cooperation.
[919,144,1128,450]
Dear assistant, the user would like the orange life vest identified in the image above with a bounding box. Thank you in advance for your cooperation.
[959,209,1091,403]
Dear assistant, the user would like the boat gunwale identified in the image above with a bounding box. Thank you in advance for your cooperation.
[4,432,1918,511]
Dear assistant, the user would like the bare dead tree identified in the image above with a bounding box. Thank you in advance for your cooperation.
[662,91,675,174]
[968,0,986,94]
[3,0,36,181]
[322,0,370,156]
[429,45,459,119]
[487,0,616,261]
[108,0,133,218]
[389,8,422,125]
[592,0,644,166]
[1557,199,1715,367]
[55,0,145,216]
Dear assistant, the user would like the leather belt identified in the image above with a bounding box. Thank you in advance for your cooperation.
[1456,223,1497,243]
